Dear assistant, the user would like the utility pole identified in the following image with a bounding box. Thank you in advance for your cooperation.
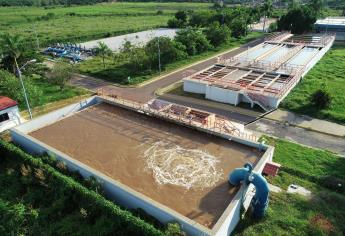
[15,59,36,120]
[157,37,161,74]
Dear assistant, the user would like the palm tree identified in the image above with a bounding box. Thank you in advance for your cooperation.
[96,42,112,69]
[0,33,25,74]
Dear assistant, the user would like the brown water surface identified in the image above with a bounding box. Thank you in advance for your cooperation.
[30,103,261,228]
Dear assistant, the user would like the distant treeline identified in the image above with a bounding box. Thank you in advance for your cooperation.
[0,0,110,7]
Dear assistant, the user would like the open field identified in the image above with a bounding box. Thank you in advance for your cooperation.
[78,32,263,85]
[0,2,211,45]
[0,140,169,236]
[281,45,345,125]
[235,137,345,235]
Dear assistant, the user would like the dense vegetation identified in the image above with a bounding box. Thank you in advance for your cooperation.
[0,2,212,45]
[235,137,345,235]
[0,0,109,7]
[281,45,345,125]
[79,4,267,85]
[0,140,182,235]
[79,31,262,85]
[166,5,270,38]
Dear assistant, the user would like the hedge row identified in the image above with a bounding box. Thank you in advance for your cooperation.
[0,139,165,236]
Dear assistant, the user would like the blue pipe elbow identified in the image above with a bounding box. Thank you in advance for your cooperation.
[228,163,269,219]
[228,163,253,185]
[250,172,269,218]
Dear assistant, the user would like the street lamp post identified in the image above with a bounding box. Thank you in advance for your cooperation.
[15,59,37,120]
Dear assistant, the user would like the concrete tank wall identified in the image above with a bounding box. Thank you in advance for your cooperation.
[206,86,240,105]
[10,97,274,236]
[183,80,207,94]
[10,130,210,236]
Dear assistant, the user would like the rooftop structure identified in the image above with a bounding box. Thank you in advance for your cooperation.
[0,96,18,111]
[0,96,22,133]
[315,17,345,41]
[183,33,335,111]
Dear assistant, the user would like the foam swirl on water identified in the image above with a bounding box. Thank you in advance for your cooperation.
[144,141,223,189]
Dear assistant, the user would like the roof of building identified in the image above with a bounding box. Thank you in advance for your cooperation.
[315,17,345,27]
[0,96,18,111]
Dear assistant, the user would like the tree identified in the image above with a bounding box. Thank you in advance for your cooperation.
[311,89,332,109]
[189,11,213,27]
[309,0,324,17]
[49,62,76,90]
[230,17,248,38]
[0,69,42,108]
[277,6,316,34]
[145,37,187,70]
[175,10,188,24]
[0,33,25,74]
[204,22,231,47]
[96,42,112,69]
[175,28,212,56]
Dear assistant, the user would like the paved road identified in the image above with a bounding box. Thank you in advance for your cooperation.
[247,119,345,156]
[71,37,265,104]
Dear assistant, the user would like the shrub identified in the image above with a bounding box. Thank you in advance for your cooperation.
[167,18,184,28]
[0,140,166,235]
[268,22,278,32]
[310,89,332,109]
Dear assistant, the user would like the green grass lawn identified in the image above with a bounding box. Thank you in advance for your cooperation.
[281,45,345,125]
[79,32,263,85]
[235,137,345,235]
[28,76,89,110]
[0,2,211,45]
[14,75,90,119]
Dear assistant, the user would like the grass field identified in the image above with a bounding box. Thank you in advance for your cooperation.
[79,32,263,85]
[0,2,211,45]
[281,45,345,125]
[235,137,345,235]
[30,76,89,108]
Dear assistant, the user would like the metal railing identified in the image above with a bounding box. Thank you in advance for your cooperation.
[97,92,258,142]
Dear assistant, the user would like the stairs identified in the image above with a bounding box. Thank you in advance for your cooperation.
[242,92,272,112]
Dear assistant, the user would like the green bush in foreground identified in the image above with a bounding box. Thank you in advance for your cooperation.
[0,140,175,235]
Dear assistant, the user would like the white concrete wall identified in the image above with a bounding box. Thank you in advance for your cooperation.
[0,106,22,133]
[183,80,207,94]
[206,86,239,105]
[17,96,99,134]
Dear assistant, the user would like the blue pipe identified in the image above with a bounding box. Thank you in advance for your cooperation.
[228,163,269,218]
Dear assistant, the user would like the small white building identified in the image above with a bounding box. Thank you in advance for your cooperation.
[315,17,345,41]
[0,96,22,133]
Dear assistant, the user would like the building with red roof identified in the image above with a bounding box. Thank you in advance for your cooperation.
[0,96,22,132]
